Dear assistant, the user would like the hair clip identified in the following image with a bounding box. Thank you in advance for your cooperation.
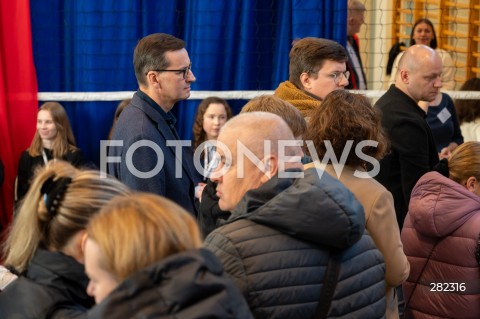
[40,176,72,216]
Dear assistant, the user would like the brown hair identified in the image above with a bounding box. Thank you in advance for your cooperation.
[289,37,348,89]
[108,98,131,139]
[241,95,307,138]
[3,161,130,273]
[28,102,78,158]
[87,193,202,282]
[305,90,389,168]
[456,77,480,124]
[192,97,232,150]
[448,141,480,184]
[133,33,185,87]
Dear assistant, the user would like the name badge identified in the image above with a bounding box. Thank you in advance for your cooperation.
[437,107,451,124]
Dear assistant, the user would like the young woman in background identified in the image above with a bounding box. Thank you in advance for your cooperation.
[16,102,84,204]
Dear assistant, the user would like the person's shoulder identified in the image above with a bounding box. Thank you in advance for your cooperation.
[68,148,83,156]
[18,150,37,165]
[375,86,399,107]
[207,218,258,239]
[112,107,159,139]
[435,48,452,57]
[19,149,31,158]
[333,166,390,208]
[0,275,56,316]
[441,92,455,106]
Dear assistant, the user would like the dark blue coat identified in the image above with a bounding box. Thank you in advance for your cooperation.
[107,92,200,215]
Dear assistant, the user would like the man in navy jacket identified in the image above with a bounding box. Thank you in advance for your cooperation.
[107,33,200,215]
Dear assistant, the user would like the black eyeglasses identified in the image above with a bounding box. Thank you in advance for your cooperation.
[148,63,192,79]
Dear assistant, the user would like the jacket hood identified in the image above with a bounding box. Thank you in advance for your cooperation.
[409,171,480,237]
[274,81,321,117]
[87,248,252,319]
[231,168,365,249]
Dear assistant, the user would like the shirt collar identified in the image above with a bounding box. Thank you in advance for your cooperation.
[136,89,177,125]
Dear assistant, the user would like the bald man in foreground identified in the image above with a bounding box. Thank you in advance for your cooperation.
[374,44,441,230]
[204,112,386,319]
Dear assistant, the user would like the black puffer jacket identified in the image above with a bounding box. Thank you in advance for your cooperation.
[205,168,386,319]
[86,248,253,319]
[0,249,93,319]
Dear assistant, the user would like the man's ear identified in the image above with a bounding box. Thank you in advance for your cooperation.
[299,73,311,91]
[261,156,278,183]
[399,69,409,84]
[146,71,161,89]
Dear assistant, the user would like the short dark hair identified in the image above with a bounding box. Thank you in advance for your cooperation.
[133,33,185,86]
[410,18,437,49]
[306,90,389,168]
[289,37,347,89]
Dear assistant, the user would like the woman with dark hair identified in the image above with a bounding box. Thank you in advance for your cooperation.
[389,18,455,90]
[192,97,232,154]
[192,97,232,201]
[16,102,84,204]
[305,90,409,319]
[457,77,480,141]
[402,141,480,319]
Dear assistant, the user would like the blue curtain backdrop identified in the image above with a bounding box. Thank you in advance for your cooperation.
[30,0,347,167]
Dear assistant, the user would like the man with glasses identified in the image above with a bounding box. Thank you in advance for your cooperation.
[275,37,349,119]
[108,33,200,216]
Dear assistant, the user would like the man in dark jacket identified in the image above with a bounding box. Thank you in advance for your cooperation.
[107,33,200,216]
[204,112,386,319]
[374,44,441,230]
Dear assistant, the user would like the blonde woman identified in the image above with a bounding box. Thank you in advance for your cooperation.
[16,102,84,203]
[0,161,130,318]
[84,193,252,318]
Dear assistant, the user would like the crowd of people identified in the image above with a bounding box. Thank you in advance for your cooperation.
[0,3,479,318]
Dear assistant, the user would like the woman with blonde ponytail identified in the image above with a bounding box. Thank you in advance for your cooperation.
[402,141,480,319]
[0,161,130,319]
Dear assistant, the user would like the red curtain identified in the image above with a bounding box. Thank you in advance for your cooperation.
[0,0,38,229]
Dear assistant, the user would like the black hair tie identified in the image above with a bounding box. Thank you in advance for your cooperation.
[433,158,449,178]
[40,177,72,216]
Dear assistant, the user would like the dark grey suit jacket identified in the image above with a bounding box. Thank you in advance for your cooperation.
[108,92,200,215]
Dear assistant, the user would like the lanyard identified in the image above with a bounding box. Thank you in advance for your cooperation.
[42,149,49,165]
